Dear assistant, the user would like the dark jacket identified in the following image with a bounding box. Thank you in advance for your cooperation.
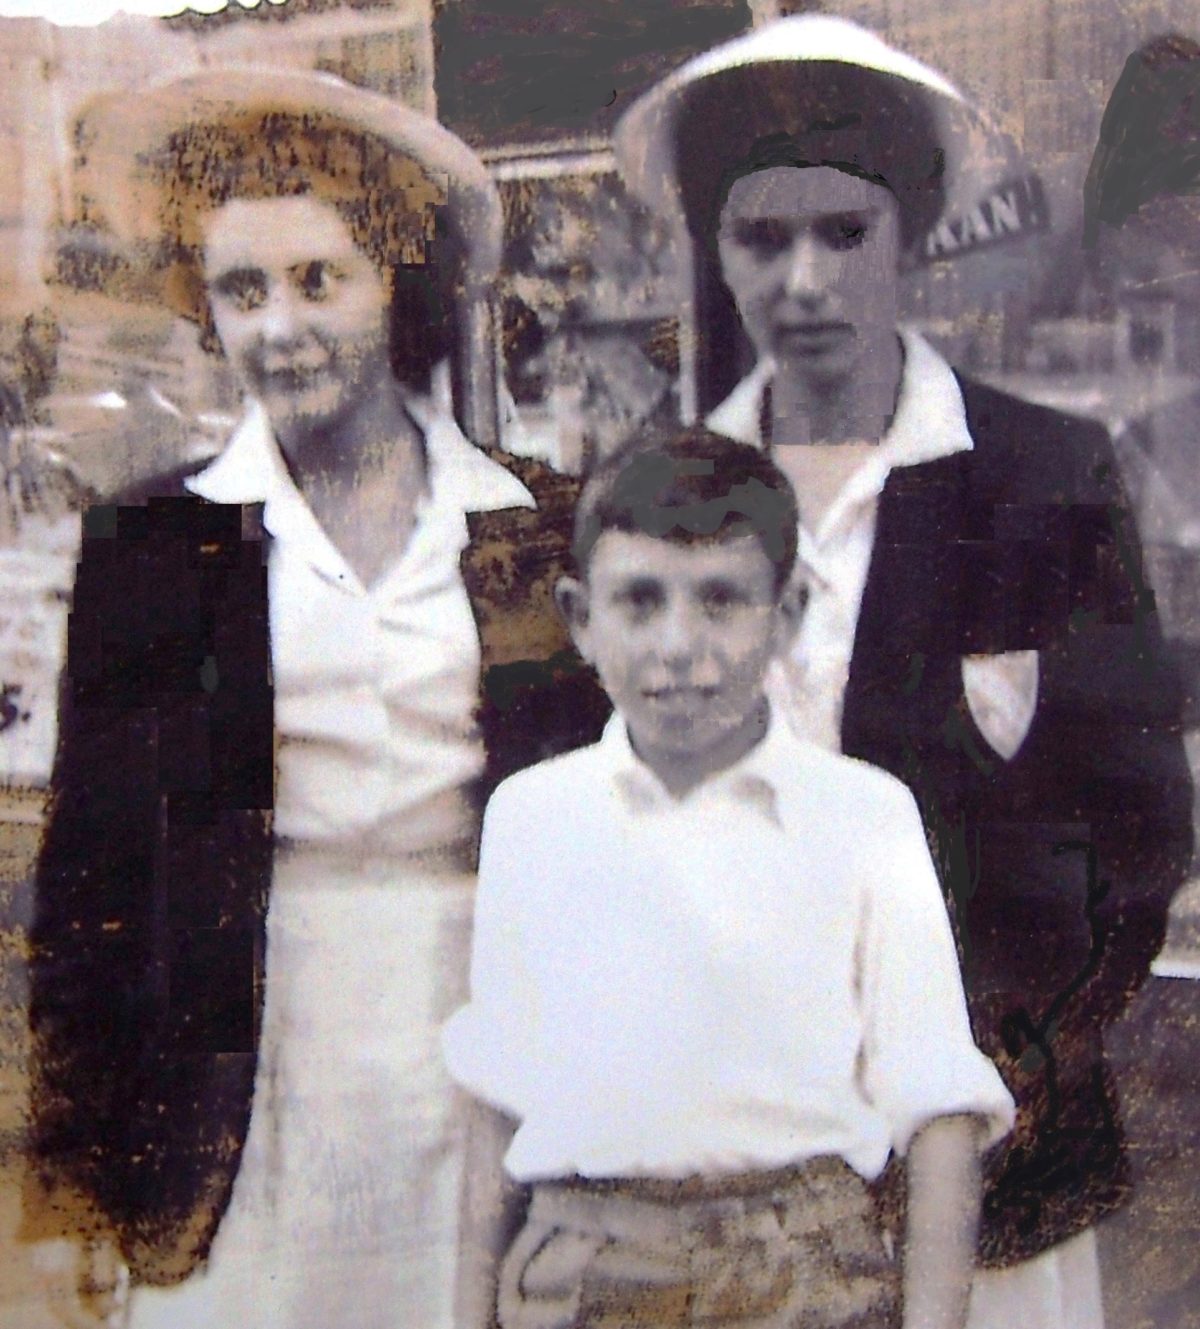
[26,449,608,1285]
[29,380,1192,1279]
[844,376,1193,1264]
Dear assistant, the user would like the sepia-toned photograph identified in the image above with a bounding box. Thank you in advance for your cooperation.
[0,1,1195,1327]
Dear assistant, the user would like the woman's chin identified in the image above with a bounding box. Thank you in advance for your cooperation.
[775,347,858,391]
[260,382,345,438]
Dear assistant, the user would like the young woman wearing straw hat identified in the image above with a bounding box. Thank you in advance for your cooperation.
[615,16,1193,1329]
[25,68,605,1329]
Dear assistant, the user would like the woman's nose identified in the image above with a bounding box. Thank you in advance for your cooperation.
[259,284,303,342]
[783,235,833,302]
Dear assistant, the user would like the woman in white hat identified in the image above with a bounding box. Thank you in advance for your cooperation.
[27,69,605,1329]
[616,15,1192,1329]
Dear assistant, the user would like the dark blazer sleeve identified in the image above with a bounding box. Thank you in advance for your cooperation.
[962,383,1193,1026]
[27,491,274,1281]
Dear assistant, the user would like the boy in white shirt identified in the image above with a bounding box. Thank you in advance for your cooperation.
[443,426,1014,1329]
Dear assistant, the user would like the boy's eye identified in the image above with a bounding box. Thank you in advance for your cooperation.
[818,216,869,251]
[293,261,343,302]
[732,218,793,257]
[699,582,747,618]
[211,269,268,312]
[615,580,664,619]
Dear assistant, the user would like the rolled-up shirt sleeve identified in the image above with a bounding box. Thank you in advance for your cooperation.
[857,785,1015,1156]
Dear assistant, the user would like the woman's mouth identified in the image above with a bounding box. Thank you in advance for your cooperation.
[775,322,854,354]
[257,362,331,394]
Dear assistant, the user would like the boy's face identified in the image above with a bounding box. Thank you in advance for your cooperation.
[559,530,800,778]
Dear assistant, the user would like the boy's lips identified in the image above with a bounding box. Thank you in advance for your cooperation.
[642,684,719,707]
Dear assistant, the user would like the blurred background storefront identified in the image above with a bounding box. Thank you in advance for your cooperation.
[1,0,1198,496]
[0,1,1195,1324]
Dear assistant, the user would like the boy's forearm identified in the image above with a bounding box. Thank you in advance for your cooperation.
[457,1100,522,1329]
[901,1114,984,1329]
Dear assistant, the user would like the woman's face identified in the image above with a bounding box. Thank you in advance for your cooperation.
[717,165,902,392]
[202,194,392,440]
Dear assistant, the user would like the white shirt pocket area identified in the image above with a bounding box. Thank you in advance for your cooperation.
[961,650,1039,762]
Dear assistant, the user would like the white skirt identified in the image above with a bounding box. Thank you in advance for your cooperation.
[967,1229,1104,1329]
[128,849,475,1329]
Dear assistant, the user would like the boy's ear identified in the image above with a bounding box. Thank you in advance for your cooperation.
[554,575,594,662]
[772,580,806,656]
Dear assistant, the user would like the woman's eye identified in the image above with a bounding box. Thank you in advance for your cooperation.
[212,270,268,311]
[821,218,868,251]
[733,219,792,257]
[295,261,342,301]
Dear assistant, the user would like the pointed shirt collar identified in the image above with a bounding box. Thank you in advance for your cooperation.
[706,326,974,470]
[185,375,534,523]
[601,705,821,828]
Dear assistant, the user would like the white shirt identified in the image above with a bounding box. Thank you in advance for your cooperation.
[443,713,1015,1183]
[186,381,533,859]
[708,328,1038,761]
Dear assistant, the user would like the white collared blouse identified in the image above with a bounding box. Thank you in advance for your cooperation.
[186,380,533,861]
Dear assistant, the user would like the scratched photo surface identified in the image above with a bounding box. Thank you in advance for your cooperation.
[0,2,1196,1327]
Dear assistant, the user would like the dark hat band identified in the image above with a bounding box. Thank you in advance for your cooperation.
[671,61,947,250]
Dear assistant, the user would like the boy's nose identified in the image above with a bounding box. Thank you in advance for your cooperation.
[657,602,701,667]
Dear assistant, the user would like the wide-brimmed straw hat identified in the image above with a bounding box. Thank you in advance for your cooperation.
[614,14,1018,251]
[67,67,504,317]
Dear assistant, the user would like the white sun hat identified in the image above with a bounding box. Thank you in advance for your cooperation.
[614,14,1021,250]
[68,66,504,302]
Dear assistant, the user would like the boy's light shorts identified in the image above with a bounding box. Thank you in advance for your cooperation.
[498,1157,900,1329]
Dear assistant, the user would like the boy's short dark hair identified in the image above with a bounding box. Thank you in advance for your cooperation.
[573,425,799,592]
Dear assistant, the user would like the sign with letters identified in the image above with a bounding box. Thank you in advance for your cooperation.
[918,173,1051,264]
